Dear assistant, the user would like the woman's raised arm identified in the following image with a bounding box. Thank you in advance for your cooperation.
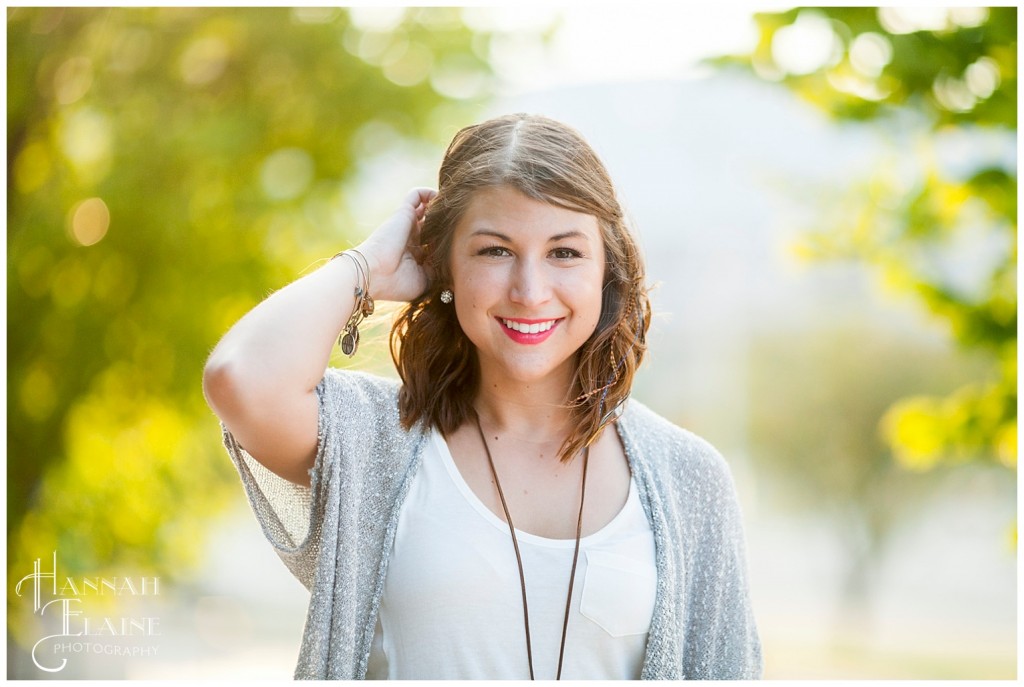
[202,188,436,486]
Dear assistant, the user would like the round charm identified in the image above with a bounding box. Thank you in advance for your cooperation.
[340,327,359,356]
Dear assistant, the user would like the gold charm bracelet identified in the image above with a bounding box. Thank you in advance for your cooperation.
[332,249,374,356]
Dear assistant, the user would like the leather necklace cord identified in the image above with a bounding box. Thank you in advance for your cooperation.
[474,413,590,681]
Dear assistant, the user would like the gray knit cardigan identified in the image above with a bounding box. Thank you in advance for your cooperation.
[223,369,762,680]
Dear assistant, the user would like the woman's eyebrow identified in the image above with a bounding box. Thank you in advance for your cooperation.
[470,229,512,241]
[549,231,589,242]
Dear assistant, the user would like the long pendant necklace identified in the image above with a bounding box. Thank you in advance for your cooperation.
[473,414,590,680]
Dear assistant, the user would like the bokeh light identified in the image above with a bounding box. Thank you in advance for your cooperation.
[848,32,892,78]
[259,148,315,201]
[58,107,112,179]
[771,10,841,76]
[179,36,230,86]
[878,7,951,34]
[13,140,52,194]
[965,57,1001,100]
[69,197,111,246]
[53,55,93,104]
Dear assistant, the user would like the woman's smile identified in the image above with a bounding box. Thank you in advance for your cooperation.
[498,317,564,344]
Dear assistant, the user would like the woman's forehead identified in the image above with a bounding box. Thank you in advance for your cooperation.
[455,186,601,242]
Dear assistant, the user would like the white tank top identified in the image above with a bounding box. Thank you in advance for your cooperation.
[366,429,657,679]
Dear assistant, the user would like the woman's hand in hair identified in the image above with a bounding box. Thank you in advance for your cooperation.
[357,187,437,303]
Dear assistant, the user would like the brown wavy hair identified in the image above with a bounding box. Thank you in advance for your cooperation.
[390,113,651,463]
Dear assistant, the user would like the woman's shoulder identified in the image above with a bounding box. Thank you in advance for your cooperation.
[317,368,404,429]
[319,367,403,405]
[315,368,430,475]
[618,398,733,488]
[321,367,401,398]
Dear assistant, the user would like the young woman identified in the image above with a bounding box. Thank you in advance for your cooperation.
[203,114,761,680]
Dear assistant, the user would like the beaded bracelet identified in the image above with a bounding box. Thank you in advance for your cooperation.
[332,249,374,356]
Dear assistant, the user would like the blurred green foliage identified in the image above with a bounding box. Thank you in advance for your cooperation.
[8,6,496,643]
[715,7,1016,473]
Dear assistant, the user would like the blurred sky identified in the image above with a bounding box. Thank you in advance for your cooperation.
[349,3,787,88]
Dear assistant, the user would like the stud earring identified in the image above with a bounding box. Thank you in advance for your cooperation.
[440,289,453,304]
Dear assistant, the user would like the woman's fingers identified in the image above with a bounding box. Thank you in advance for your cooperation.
[405,187,437,213]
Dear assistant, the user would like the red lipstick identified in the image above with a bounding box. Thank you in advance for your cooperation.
[497,317,562,345]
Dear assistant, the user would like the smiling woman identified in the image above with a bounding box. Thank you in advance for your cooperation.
[203,113,762,680]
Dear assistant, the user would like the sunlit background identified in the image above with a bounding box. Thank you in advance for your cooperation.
[7,5,1016,680]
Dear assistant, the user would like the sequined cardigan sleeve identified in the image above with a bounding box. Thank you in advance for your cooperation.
[222,368,428,679]
[223,368,761,680]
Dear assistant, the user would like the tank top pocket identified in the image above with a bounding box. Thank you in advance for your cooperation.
[580,548,657,638]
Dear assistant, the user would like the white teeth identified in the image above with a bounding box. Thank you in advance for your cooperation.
[502,319,556,333]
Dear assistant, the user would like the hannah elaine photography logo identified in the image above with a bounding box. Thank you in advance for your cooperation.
[14,551,162,673]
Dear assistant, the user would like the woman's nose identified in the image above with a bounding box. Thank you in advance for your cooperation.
[509,258,551,306]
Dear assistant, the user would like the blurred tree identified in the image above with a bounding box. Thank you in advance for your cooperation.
[714,8,1016,474]
[747,323,994,633]
[7,6,502,646]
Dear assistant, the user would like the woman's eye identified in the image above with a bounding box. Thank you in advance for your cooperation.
[478,246,511,257]
[551,248,582,260]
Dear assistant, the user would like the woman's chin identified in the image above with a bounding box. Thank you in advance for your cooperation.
[482,358,576,391]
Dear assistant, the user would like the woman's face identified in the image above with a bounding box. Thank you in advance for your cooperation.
[448,185,606,389]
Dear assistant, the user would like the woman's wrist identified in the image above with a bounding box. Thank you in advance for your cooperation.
[352,242,396,302]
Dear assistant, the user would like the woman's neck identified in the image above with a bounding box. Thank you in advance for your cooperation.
[473,367,576,442]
